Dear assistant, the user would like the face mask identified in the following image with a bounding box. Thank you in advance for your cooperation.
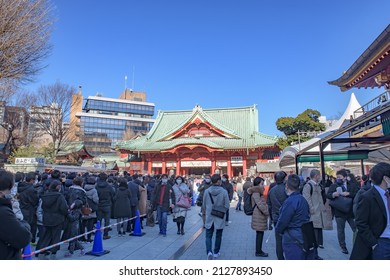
[285,188,291,196]
[222,178,226,182]
[205,179,211,183]
[162,179,168,184]
[336,178,344,185]
[176,179,182,184]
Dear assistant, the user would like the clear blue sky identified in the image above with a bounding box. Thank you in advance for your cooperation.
[28,0,390,136]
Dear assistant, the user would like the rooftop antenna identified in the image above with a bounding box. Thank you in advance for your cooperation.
[124,75,127,90]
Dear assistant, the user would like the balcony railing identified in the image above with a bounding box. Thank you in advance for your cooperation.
[350,90,390,136]
[353,90,390,119]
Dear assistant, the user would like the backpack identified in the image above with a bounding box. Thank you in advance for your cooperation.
[243,190,255,216]
[87,197,98,212]
[300,182,327,204]
[299,182,313,196]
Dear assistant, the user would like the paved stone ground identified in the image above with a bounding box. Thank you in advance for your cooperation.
[31,201,354,260]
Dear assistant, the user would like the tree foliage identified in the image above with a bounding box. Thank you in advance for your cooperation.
[8,143,55,164]
[0,0,54,97]
[276,109,326,149]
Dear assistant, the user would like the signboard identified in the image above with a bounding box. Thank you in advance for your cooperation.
[181,161,212,167]
[231,156,243,163]
[216,161,227,167]
[152,162,162,168]
[15,158,45,165]
[166,162,176,168]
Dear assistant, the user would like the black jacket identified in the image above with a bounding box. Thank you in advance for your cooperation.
[127,181,140,207]
[114,186,132,217]
[41,191,69,227]
[327,182,358,218]
[96,181,115,208]
[267,183,287,224]
[151,182,175,212]
[17,182,39,224]
[350,187,388,259]
[0,197,31,259]
[222,181,234,201]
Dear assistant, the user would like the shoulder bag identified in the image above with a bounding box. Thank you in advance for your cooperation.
[209,193,226,219]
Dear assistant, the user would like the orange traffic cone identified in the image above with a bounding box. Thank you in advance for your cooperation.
[86,221,110,256]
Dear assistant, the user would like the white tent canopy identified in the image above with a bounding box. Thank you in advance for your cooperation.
[279,93,362,168]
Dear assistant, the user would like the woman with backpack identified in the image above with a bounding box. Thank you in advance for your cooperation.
[247,177,269,257]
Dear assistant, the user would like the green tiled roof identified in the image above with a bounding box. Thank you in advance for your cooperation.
[57,142,90,156]
[116,105,277,152]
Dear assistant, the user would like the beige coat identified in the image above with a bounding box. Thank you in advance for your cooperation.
[248,185,269,232]
[302,180,329,229]
[138,185,147,216]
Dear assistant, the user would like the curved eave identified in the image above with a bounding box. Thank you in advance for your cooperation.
[328,25,390,91]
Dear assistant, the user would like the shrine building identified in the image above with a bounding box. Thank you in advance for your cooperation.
[116,105,279,177]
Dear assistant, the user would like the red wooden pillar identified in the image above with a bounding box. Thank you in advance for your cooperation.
[227,158,232,178]
[211,158,216,174]
[162,159,167,174]
[176,159,181,176]
[242,155,247,176]
[147,160,152,175]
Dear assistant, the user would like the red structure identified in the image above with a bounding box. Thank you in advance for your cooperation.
[117,105,279,177]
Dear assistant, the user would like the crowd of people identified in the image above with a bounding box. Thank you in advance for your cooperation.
[0,170,193,259]
[0,162,389,260]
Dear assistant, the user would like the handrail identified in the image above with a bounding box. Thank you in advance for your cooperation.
[353,90,390,119]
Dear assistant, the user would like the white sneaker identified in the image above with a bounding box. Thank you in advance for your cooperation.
[213,252,221,259]
[207,252,213,260]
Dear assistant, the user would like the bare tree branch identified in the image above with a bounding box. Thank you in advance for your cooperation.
[32,81,76,156]
[0,0,54,95]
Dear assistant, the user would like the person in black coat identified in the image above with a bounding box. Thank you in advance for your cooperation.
[96,173,115,239]
[18,172,39,244]
[36,180,68,259]
[351,162,390,260]
[221,174,233,225]
[114,178,132,236]
[127,175,140,232]
[267,171,288,260]
[327,169,358,255]
[0,170,31,260]
[151,174,175,236]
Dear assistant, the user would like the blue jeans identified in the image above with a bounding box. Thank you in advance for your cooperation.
[236,196,242,210]
[372,238,390,260]
[283,243,315,260]
[156,206,167,234]
[206,223,223,254]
